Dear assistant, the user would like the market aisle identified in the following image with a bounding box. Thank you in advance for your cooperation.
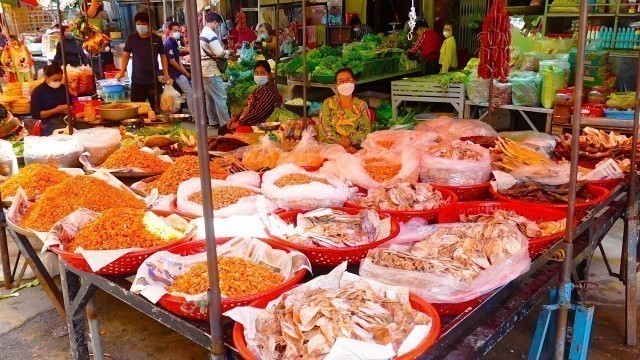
[0,221,638,359]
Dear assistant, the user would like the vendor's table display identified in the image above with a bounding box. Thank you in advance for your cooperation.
[288,69,422,95]
[464,101,554,132]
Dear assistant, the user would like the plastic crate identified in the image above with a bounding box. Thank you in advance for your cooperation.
[604,108,634,120]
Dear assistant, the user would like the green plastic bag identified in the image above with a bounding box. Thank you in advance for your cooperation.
[510,71,542,107]
[540,67,568,109]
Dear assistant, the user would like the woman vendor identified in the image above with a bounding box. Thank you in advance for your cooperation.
[318,68,371,153]
[220,60,281,135]
[54,25,89,67]
[30,62,69,136]
[254,23,278,59]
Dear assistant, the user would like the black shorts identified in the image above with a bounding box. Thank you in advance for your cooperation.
[130,83,161,109]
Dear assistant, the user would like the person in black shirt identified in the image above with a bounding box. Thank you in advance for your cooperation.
[116,12,171,109]
[54,25,89,67]
[30,62,70,136]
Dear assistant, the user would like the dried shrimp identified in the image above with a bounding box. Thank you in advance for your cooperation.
[274,173,329,187]
[100,146,170,173]
[0,163,70,198]
[146,156,229,195]
[188,186,256,210]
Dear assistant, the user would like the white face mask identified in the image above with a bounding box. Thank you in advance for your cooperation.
[136,25,149,35]
[254,75,269,86]
[443,30,452,38]
[172,31,181,40]
[337,83,355,96]
[48,81,62,89]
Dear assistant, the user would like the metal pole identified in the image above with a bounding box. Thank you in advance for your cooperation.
[56,0,74,135]
[184,1,225,358]
[553,1,589,358]
[86,299,105,360]
[163,0,169,28]
[146,0,161,111]
[275,0,279,87]
[302,0,307,128]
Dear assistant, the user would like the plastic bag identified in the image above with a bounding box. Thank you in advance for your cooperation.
[308,102,322,117]
[278,128,325,167]
[606,92,636,110]
[261,163,351,210]
[266,107,300,124]
[239,44,255,67]
[226,171,262,188]
[465,69,490,104]
[540,66,568,109]
[72,127,121,165]
[0,139,18,176]
[176,178,277,218]
[539,60,570,78]
[508,163,574,186]
[359,222,531,303]
[160,84,183,114]
[328,148,420,190]
[24,135,84,168]
[241,135,282,171]
[415,117,498,143]
[498,131,557,156]
[510,71,542,107]
[419,140,492,186]
[492,81,512,108]
[361,129,439,154]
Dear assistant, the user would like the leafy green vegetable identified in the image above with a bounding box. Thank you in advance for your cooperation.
[10,141,23,157]
[379,32,412,50]
[228,79,258,112]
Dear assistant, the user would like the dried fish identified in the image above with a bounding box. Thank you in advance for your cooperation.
[460,209,566,238]
[498,181,592,204]
[353,181,449,211]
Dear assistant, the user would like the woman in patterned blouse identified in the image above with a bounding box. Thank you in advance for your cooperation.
[318,68,371,153]
[220,60,282,135]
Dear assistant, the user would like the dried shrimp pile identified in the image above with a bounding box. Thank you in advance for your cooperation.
[428,143,482,161]
[364,158,401,183]
[100,146,170,173]
[166,258,284,298]
[368,223,523,282]
[460,210,566,238]
[68,208,182,251]
[253,280,432,359]
[274,173,329,187]
[498,181,592,203]
[353,182,449,211]
[19,177,145,232]
[146,156,229,195]
[493,137,552,171]
[285,209,382,247]
[0,163,70,198]
[188,186,256,210]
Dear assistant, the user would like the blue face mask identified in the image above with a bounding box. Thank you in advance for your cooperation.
[136,25,149,35]
[65,33,73,39]
[261,33,269,41]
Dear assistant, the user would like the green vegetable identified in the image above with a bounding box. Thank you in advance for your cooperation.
[379,32,412,50]
[10,141,23,157]
[266,107,300,124]
[228,79,258,113]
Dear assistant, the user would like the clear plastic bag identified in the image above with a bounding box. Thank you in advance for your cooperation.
[492,81,512,108]
[359,222,531,303]
[277,128,324,167]
[0,139,18,176]
[498,131,557,156]
[361,129,439,154]
[415,117,498,143]
[24,135,84,168]
[510,71,542,107]
[419,140,492,186]
[465,69,490,104]
[539,60,570,78]
[241,135,282,171]
[176,178,277,218]
[72,127,121,165]
[261,163,352,210]
[160,84,183,114]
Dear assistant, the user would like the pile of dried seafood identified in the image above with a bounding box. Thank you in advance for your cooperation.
[252,279,432,359]
[364,158,402,183]
[460,210,566,238]
[0,163,70,198]
[554,127,631,162]
[493,137,552,171]
[498,181,592,203]
[282,208,383,248]
[367,223,524,282]
[352,182,449,211]
[188,186,257,210]
[274,173,329,187]
[428,143,483,161]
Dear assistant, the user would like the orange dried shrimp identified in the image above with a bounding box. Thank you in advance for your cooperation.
[69,208,180,251]
[19,177,145,232]
[188,186,256,210]
[274,173,329,187]
[167,258,284,298]
[146,156,229,195]
[377,140,395,149]
[100,146,170,173]
[0,163,70,198]
[364,158,401,182]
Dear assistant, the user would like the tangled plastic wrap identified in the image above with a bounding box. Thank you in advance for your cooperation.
[68,208,183,251]
[167,258,284,298]
[353,182,450,211]
[0,163,71,198]
[19,177,145,232]
[242,136,282,171]
[100,146,171,173]
[146,156,229,195]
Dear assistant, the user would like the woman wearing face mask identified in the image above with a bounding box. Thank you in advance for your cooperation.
[439,23,458,74]
[254,23,278,59]
[30,62,70,136]
[54,25,89,67]
[318,68,371,153]
[219,60,282,135]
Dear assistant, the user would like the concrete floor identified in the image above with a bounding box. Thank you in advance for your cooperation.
[0,221,638,360]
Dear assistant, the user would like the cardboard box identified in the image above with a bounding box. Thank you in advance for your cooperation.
[569,49,609,66]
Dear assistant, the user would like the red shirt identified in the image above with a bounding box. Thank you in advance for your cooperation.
[236,27,257,46]
[413,29,441,61]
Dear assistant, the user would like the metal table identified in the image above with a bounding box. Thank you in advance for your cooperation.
[57,184,635,359]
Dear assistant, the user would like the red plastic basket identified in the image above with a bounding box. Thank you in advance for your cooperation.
[268,207,400,267]
[438,182,491,202]
[431,295,485,316]
[437,201,571,257]
[104,70,119,79]
[589,178,624,191]
[490,185,609,222]
[49,236,194,275]
[232,293,441,360]
[157,238,308,320]
[344,186,459,223]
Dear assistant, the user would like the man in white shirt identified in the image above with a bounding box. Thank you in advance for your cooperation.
[200,12,231,127]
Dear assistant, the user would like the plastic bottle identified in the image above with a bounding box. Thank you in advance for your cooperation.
[625,28,633,49]
[614,28,623,49]
[635,29,640,50]
[84,102,96,122]
[587,26,594,41]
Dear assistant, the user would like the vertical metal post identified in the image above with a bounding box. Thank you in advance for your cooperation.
[56,0,75,135]
[86,299,105,360]
[146,0,160,111]
[163,0,169,27]
[553,1,589,358]
[275,0,280,91]
[184,1,225,358]
[302,0,307,128]
[0,192,11,289]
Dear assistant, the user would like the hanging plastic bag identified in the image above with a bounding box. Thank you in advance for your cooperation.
[419,140,492,186]
[239,44,255,67]
[241,135,283,171]
[360,129,439,154]
[24,135,84,168]
[72,127,121,165]
[277,128,325,168]
[0,140,18,176]
[261,163,351,210]
[160,84,183,114]
[510,71,542,107]
[540,66,568,109]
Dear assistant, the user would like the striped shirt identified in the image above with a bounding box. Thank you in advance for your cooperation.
[238,79,282,126]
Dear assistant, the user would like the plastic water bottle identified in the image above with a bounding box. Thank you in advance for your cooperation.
[634,29,640,50]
